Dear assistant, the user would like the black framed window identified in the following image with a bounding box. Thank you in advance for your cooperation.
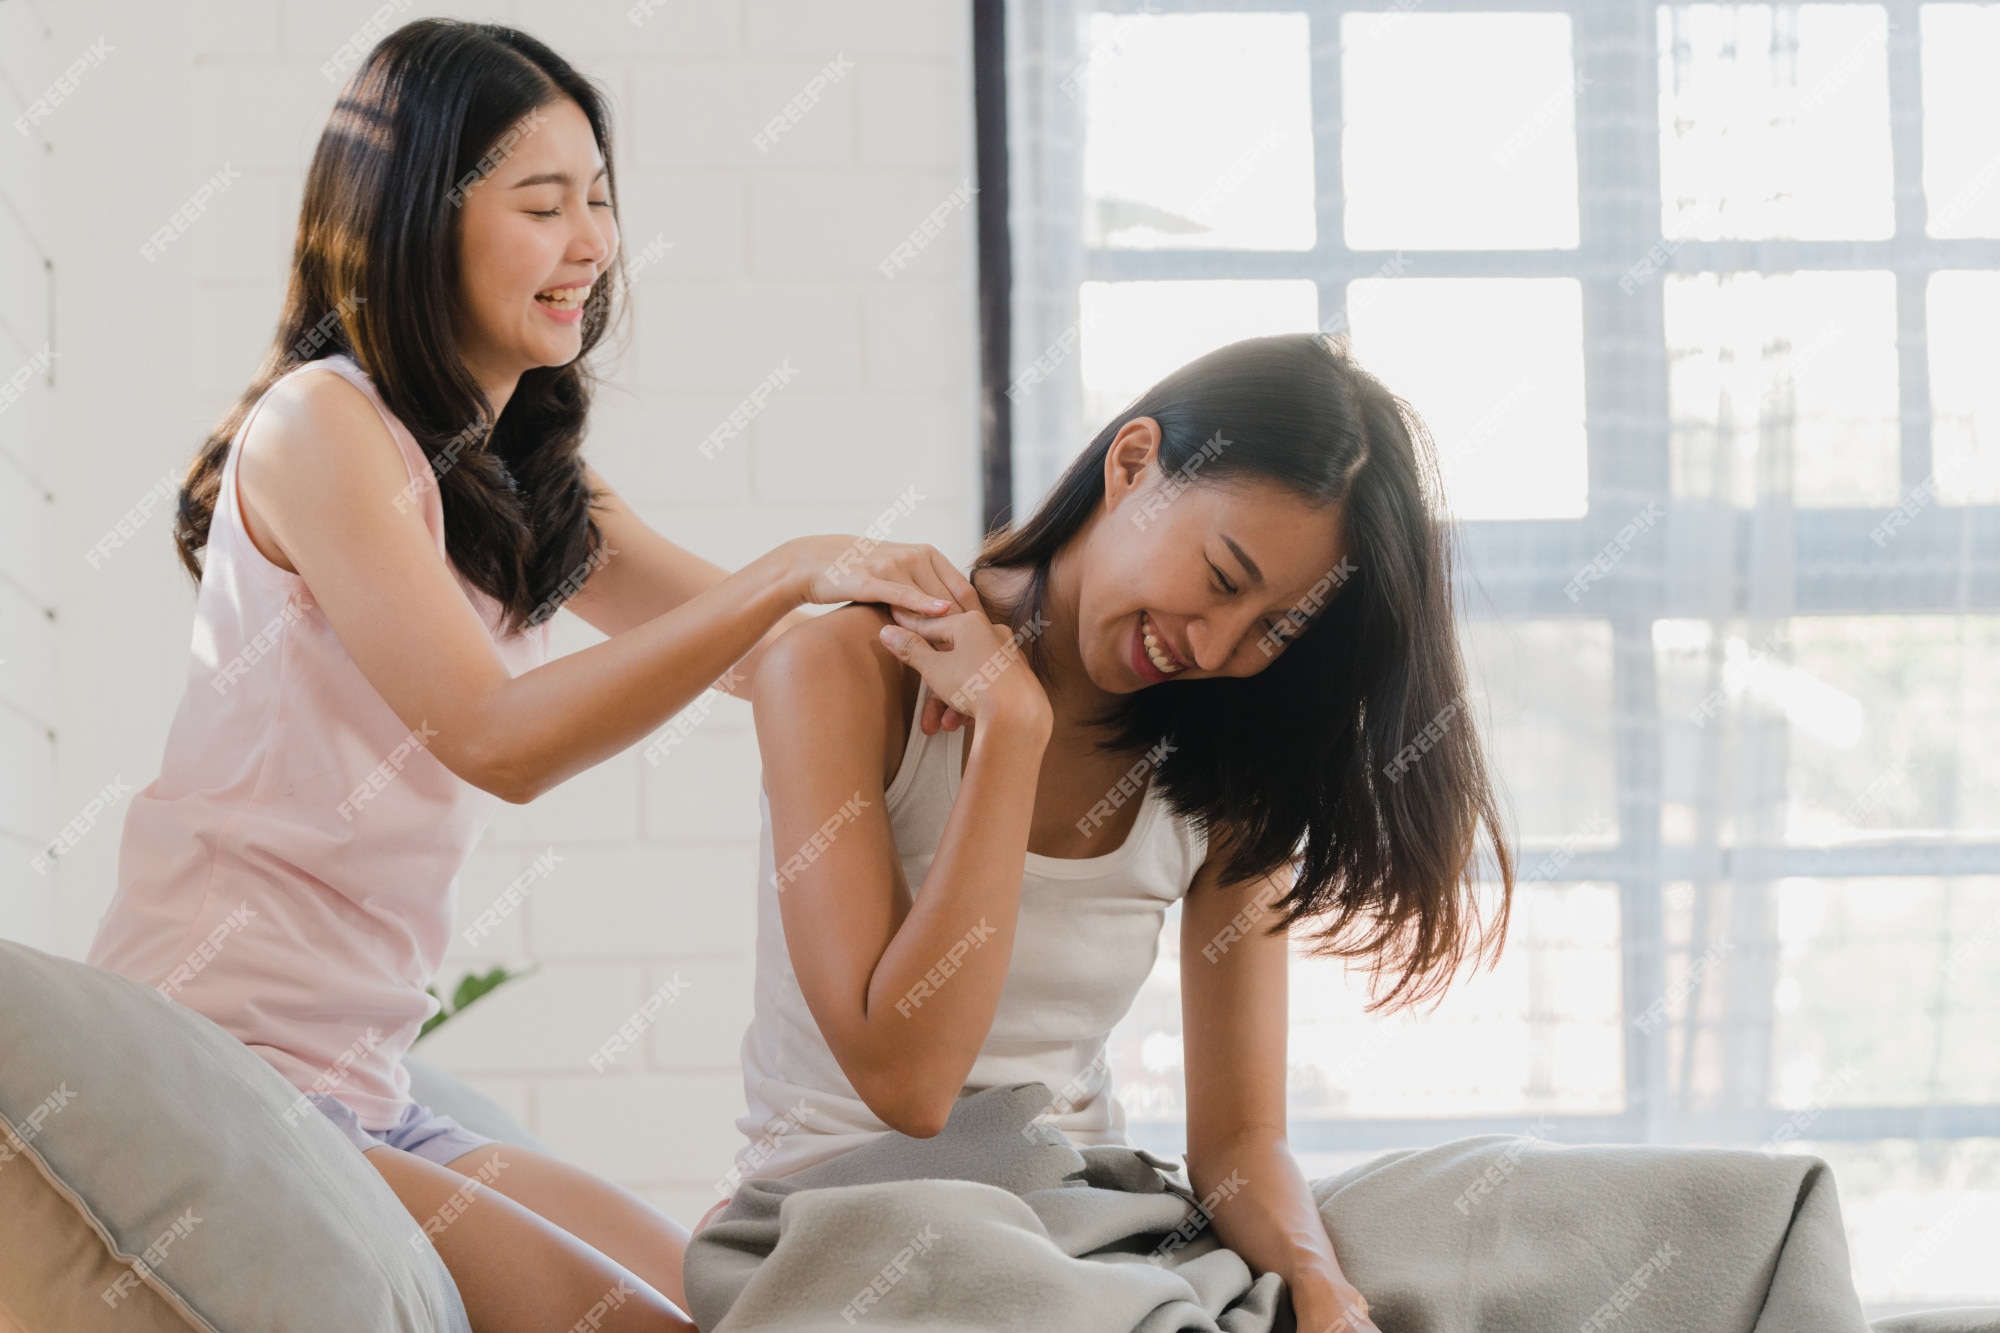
[999,0,2000,1307]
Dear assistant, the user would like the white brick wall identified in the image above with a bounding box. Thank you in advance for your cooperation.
[0,0,57,948]
[31,0,980,1229]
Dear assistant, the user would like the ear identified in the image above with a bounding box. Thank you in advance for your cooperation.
[1101,417,1162,512]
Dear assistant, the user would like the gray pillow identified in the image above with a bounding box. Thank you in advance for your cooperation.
[0,938,470,1333]
[1872,1313,2000,1333]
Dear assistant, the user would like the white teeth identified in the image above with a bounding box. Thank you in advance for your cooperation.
[1140,613,1183,675]
[535,284,592,310]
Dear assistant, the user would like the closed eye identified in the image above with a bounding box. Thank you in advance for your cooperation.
[1208,558,1238,596]
[530,199,612,217]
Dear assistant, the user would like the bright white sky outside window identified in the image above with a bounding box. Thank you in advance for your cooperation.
[1657,4,1895,240]
[1111,879,1625,1126]
[1081,12,1316,251]
[1781,615,2000,844]
[1463,618,1619,843]
[1664,270,1903,508]
[1076,276,1592,522]
[1921,4,2000,239]
[1076,279,1320,433]
[1347,277,1590,520]
[1341,11,1581,251]
[1927,270,2000,504]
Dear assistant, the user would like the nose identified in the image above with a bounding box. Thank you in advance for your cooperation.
[1184,606,1264,672]
[573,207,613,267]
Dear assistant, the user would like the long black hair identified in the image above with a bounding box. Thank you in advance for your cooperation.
[173,20,625,634]
[978,332,1512,1009]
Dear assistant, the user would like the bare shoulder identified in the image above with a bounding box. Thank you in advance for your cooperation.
[757,602,898,680]
[234,366,423,573]
[241,365,407,494]
[753,604,919,787]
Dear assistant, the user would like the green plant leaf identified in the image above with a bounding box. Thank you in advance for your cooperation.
[413,963,538,1044]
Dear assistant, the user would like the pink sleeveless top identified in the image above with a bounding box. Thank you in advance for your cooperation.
[87,352,551,1130]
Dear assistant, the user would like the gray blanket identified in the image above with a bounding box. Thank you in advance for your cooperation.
[683,1082,2000,1333]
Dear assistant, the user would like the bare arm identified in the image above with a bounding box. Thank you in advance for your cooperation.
[1180,849,1380,1333]
[752,605,1051,1137]
[239,371,971,804]
[556,465,818,702]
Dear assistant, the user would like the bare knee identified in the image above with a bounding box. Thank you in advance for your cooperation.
[362,1146,694,1332]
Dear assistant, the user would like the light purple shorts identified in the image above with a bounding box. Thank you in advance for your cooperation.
[307,1092,497,1167]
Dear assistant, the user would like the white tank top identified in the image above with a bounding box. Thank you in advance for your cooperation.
[731,678,1209,1182]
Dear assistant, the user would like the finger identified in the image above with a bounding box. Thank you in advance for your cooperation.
[892,552,963,614]
[888,612,955,651]
[866,554,958,615]
[920,693,946,736]
[876,624,935,666]
[923,547,980,610]
[886,547,966,615]
[862,576,954,618]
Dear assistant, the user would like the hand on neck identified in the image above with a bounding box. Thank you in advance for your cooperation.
[970,557,1112,719]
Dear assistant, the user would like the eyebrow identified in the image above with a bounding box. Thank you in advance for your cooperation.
[508,166,609,189]
[1221,534,1265,588]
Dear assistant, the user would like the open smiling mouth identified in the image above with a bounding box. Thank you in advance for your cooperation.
[1138,609,1187,679]
[533,281,592,319]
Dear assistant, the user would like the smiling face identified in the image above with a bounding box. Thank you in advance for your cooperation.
[452,96,618,395]
[1063,417,1350,694]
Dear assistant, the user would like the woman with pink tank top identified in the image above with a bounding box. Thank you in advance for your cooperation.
[84,21,974,1333]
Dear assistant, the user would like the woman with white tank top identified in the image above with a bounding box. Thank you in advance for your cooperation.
[732,672,1208,1180]
[706,333,1518,1333]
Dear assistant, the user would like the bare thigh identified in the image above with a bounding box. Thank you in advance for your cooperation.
[363,1144,694,1333]
[437,1141,694,1311]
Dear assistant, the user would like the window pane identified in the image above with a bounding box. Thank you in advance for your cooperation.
[1341,11,1580,251]
[1656,618,1851,848]
[1665,271,1902,508]
[1289,883,1625,1119]
[1346,277,1588,519]
[1465,618,1620,845]
[1081,13,1315,252]
[1773,878,2000,1106]
[1817,1139,2000,1308]
[1928,270,2000,504]
[1650,876,2000,1123]
[1921,4,2000,238]
[1107,884,1624,1134]
[1076,279,1319,435]
[1657,4,1895,240]
[1661,875,2000,1305]
[1787,616,2000,842]
[1656,615,2000,845]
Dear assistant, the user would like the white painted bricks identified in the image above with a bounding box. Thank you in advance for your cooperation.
[29,1,981,1220]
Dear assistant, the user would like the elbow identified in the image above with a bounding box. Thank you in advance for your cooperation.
[878,1095,953,1141]
[491,760,551,805]
[851,1066,956,1140]
[492,777,538,806]
[474,760,537,806]
[457,735,540,805]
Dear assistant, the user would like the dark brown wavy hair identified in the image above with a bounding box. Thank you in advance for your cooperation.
[978,333,1512,1010]
[171,20,627,634]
